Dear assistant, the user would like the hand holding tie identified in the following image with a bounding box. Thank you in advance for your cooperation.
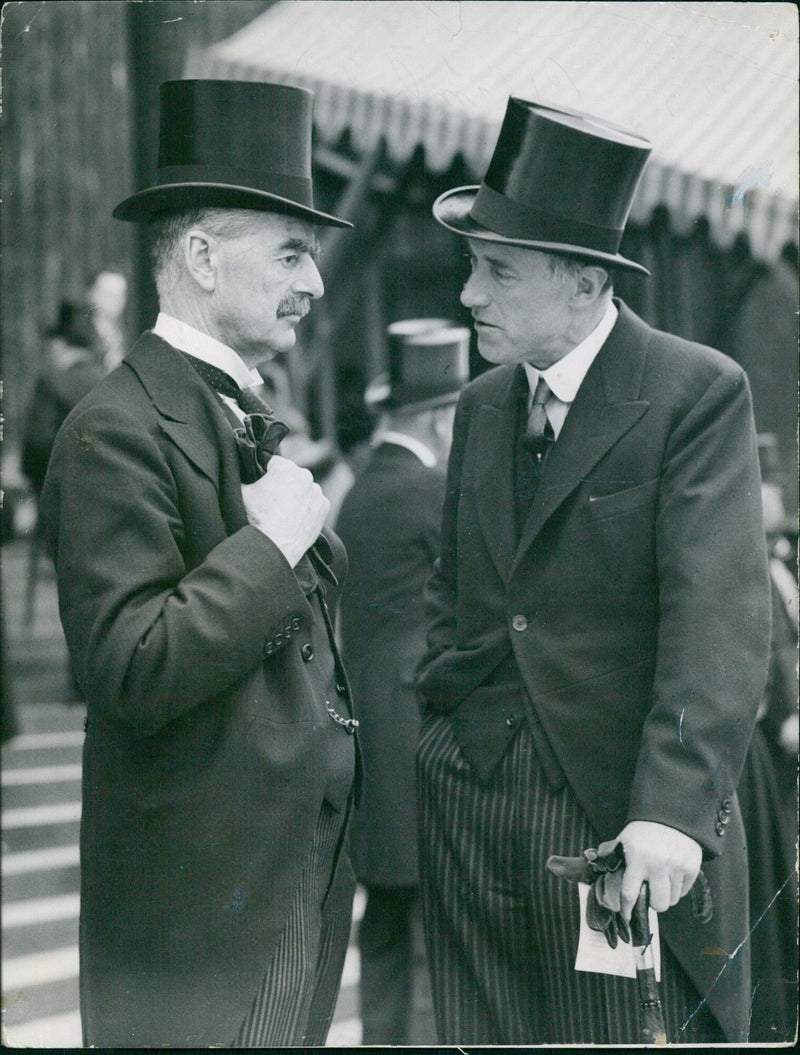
[241,455,330,568]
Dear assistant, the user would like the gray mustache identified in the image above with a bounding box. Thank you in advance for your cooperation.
[277,295,311,319]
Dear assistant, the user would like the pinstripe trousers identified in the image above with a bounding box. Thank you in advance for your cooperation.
[416,713,724,1045]
[233,798,355,1047]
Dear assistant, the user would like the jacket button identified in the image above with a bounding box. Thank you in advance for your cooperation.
[717,811,729,825]
[715,821,726,836]
[292,617,301,631]
[301,643,314,662]
[506,714,517,728]
[511,614,528,632]
[721,798,732,813]
[263,640,275,656]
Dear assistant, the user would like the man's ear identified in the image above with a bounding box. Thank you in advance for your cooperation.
[184,228,217,293]
[574,265,610,305]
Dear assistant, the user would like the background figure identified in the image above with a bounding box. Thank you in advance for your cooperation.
[20,301,115,695]
[337,320,470,1044]
[21,303,105,496]
[85,268,129,372]
[1,590,19,745]
[736,435,798,1042]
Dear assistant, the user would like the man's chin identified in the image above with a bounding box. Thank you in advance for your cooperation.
[476,335,507,364]
[269,324,299,354]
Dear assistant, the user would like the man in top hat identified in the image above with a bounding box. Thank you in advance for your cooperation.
[22,302,104,495]
[40,79,359,1048]
[336,320,469,1044]
[414,97,771,1044]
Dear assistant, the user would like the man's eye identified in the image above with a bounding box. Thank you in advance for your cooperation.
[281,254,300,267]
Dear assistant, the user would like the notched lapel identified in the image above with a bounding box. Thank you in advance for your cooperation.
[126,332,247,533]
[474,379,519,583]
[158,418,221,487]
[513,314,651,565]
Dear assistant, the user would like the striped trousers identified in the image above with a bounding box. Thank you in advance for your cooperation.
[233,799,355,1047]
[416,714,724,1045]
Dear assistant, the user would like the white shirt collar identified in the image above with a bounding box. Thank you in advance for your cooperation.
[523,299,618,404]
[372,430,438,468]
[152,313,263,390]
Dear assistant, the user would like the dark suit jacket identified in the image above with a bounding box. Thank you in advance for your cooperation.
[416,301,772,1042]
[40,333,357,1047]
[337,442,446,886]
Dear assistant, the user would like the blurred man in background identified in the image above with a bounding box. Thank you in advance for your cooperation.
[337,320,469,1044]
[85,268,129,372]
[40,79,358,1048]
[22,302,104,496]
[736,434,798,1042]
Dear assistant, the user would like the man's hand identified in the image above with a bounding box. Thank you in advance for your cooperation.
[593,821,702,920]
[241,455,329,568]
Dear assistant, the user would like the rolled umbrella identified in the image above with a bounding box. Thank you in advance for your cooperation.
[630,882,667,1045]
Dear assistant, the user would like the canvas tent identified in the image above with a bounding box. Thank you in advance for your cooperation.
[187,0,798,261]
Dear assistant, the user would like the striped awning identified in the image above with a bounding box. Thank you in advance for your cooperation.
[187,1,798,260]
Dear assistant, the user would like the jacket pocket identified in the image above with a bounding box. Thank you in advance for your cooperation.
[587,477,659,520]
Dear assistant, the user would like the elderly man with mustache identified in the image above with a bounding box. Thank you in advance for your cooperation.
[40,80,359,1048]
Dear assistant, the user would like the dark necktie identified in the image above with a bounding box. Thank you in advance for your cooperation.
[181,352,289,483]
[514,368,554,532]
[525,375,554,453]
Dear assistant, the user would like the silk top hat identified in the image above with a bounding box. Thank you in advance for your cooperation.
[113,80,352,227]
[365,319,471,411]
[433,97,652,275]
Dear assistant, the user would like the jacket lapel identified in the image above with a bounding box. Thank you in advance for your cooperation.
[474,367,520,583]
[512,302,652,567]
[125,333,248,534]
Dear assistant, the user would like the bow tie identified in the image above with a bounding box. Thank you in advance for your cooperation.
[181,352,290,483]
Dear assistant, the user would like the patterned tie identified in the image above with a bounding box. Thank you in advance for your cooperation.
[514,368,554,532]
[181,352,289,482]
[524,374,554,457]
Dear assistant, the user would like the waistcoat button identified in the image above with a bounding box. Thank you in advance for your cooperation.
[511,614,528,632]
[301,643,314,662]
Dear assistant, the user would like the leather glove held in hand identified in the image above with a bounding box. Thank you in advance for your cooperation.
[546,844,712,950]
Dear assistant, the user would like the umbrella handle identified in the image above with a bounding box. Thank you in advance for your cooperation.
[632,883,668,1045]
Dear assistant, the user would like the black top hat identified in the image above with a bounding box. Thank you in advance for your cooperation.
[365,319,471,411]
[433,97,652,275]
[113,80,352,228]
[45,302,95,349]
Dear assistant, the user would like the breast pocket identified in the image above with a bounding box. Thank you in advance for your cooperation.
[586,478,659,588]
[587,477,659,521]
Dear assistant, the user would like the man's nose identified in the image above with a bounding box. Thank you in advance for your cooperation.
[461,270,488,309]
[297,256,324,300]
